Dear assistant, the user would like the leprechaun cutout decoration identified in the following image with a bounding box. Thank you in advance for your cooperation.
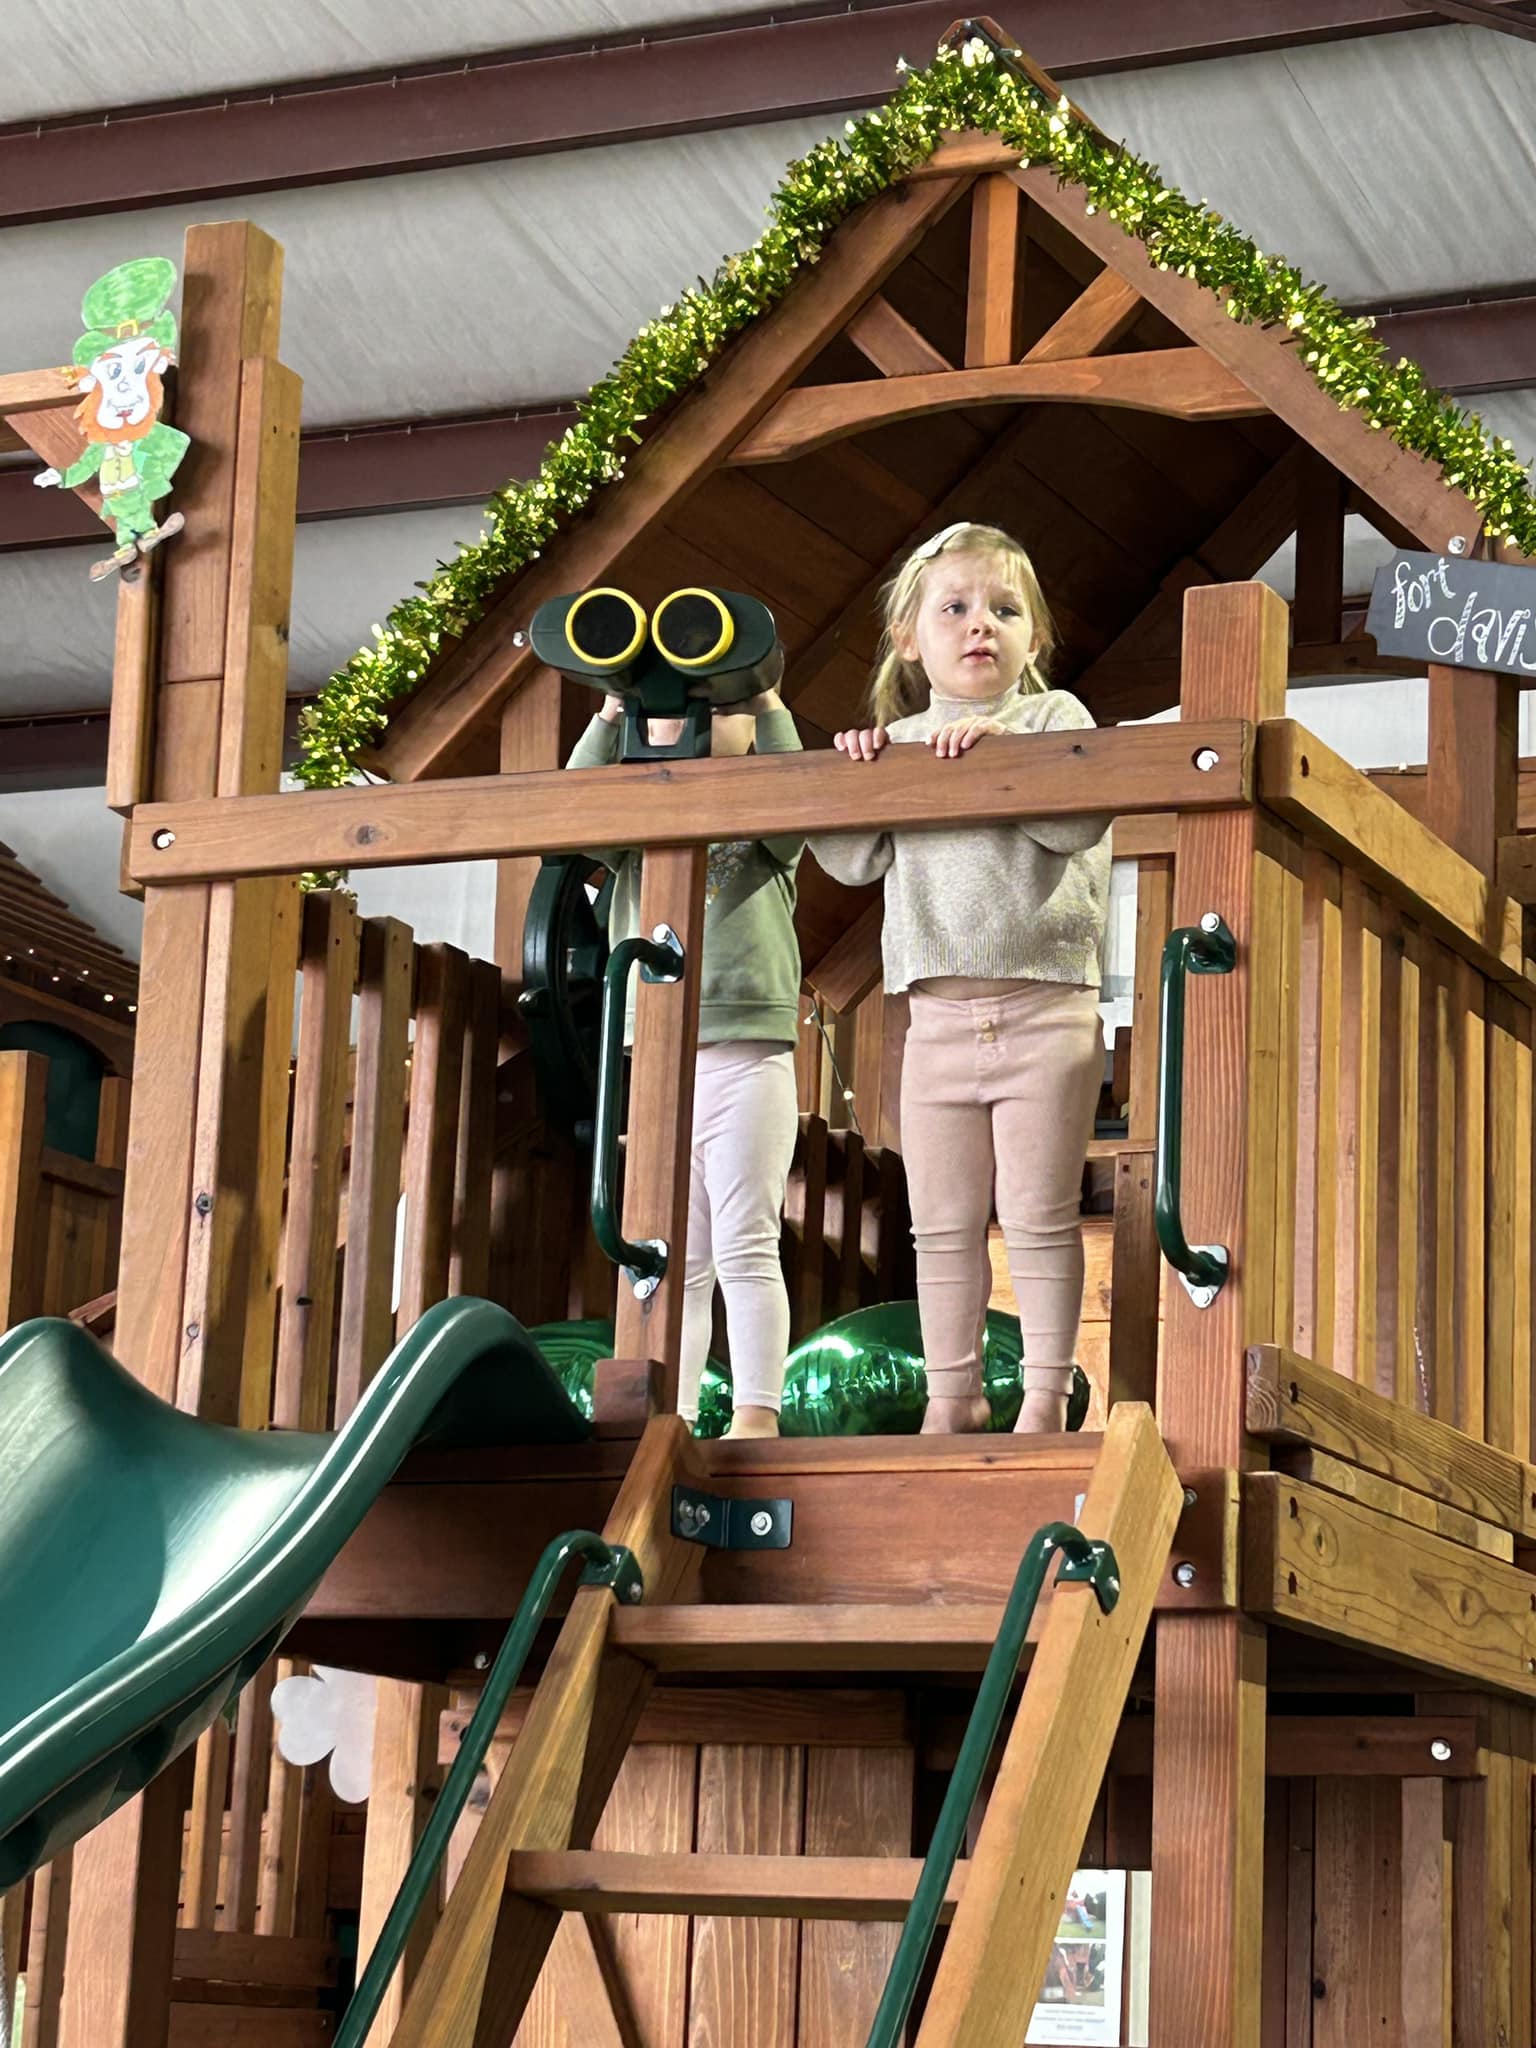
[33,257,190,584]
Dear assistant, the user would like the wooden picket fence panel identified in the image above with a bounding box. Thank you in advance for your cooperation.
[1280,838,1535,1455]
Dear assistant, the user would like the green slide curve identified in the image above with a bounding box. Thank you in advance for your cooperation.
[0,1296,587,1890]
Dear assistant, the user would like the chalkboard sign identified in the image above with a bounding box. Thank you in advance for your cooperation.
[1365,549,1536,676]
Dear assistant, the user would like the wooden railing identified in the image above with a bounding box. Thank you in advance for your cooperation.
[1256,721,1535,1455]
[0,1050,128,1327]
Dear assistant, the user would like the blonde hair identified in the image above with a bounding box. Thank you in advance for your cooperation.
[868,523,1056,727]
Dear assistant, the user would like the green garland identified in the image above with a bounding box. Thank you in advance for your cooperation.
[295,34,1536,792]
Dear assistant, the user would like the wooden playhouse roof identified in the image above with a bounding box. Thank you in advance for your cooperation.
[0,841,138,1008]
[335,20,1501,791]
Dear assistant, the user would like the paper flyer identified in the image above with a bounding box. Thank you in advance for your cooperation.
[1026,1869,1128,2046]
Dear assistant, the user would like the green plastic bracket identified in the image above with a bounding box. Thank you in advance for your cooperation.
[865,1521,1120,2048]
[590,924,685,1292]
[671,1486,793,1550]
[1156,912,1237,1308]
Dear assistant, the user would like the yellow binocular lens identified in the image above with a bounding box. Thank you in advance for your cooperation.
[651,587,735,669]
[564,587,648,669]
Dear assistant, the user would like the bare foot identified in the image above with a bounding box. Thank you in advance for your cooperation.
[725,1405,781,1440]
[920,1393,992,1435]
[1014,1389,1069,1434]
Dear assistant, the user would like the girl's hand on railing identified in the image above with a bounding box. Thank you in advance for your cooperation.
[929,717,1006,759]
[834,726,889,762]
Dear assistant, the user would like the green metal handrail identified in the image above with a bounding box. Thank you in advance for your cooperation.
[591,926,685,1291]
[865,1521,1121,2048]
[333,1530,642,2048]
[1156,913,1237,1308]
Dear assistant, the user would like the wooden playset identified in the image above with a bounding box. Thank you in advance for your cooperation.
[5,19,1536,2046]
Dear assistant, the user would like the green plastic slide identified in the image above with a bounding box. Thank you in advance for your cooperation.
[0,1297,588,1891]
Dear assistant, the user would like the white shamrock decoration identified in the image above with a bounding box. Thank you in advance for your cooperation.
[271,1666,378,1805]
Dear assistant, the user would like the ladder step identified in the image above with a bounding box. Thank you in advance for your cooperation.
[507,1850,967,1921]
[611,1603,1013,1672]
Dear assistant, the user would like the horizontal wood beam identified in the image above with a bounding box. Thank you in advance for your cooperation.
[1108,1712,1483,1778]
[1245,1472,1536,1699]
[0,1,1503,230]
[1257,717,1528,989]
[304,1443,1233,1631]
[441,1686,914,1760]
[509,1849,958,1921]
[0,368,78,416]
[129,720,1250,883]
[732,349,1261,464]
[1247,1344,1536,1539]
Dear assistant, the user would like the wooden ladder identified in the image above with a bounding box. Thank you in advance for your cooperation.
[387,1402,1180,2048]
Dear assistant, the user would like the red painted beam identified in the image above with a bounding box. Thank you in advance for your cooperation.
[5,286,1533,559]
[0,404,577,551]
[0,0,1521,229]
[1369,293,1536,393]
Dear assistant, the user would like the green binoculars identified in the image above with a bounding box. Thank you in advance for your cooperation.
[529,584,781,760]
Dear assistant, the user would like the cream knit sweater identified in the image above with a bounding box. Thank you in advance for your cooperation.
[808,684,1111,995]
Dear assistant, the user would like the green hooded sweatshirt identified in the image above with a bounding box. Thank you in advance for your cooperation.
[565,707,804,1044]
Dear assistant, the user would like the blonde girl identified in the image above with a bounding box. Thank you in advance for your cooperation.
[809,523,1110,1435]
[567,682,803,1440]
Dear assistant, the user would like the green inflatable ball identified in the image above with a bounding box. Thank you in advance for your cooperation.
[529,1306,1090,1437]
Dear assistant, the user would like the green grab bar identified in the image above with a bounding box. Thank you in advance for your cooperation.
[1156,913,1237,1308]
[591,926,686,1291]
[333,1530,642,2048]
[864,1521,1121,2048]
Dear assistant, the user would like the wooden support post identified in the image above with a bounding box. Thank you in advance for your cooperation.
[274,891,360,1429]
[64,219,298,2048]
[595,845,708,1432]
[1152,580,1289,2048]
[356,1680,448,2046]
[1424,663,1519,875]
[335,916,414,1418]
[494,671,565,984]
[57,1758,190,2048]
[1291,450,1346,651]
[21,1852,72,2048]
[965,176,1020,368]
[0,1049,47,1326]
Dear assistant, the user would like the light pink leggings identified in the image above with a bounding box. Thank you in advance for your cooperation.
[900,981,1104,1399]
[679,1040,799,1422]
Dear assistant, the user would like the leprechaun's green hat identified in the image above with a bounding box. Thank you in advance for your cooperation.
[72,257,178,368]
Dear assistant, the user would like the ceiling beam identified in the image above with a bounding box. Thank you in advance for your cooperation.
[4,288,1533,557]
[0,405,577,551]
[0,0,1524,229]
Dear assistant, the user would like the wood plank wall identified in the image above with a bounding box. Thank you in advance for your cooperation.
[1283,844,1535,1454]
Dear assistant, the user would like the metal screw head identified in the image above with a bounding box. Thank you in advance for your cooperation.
[626,1582,643,1603]
[512,629,528,647]
[1447,536,1467,556]
[472,1652,490,1671]
[151,828,177,849]
[678,1500,696,1523]
[1193,747,1220,773]
[193,1190,213,1217]
[1429,1738,1453,1763]
[695,1504,711,1527]
[633,1273,659,1301]
[1173,1561,1198,1589]
[749,1510,773,1537]
[1182,1487,1198,1510]
[1200,910,1222,934]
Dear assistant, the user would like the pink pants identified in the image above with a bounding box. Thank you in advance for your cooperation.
[679,1040,799,1422]
[900,981,1104,1398]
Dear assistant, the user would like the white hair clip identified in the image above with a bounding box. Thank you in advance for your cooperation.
[910,521,973,562]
